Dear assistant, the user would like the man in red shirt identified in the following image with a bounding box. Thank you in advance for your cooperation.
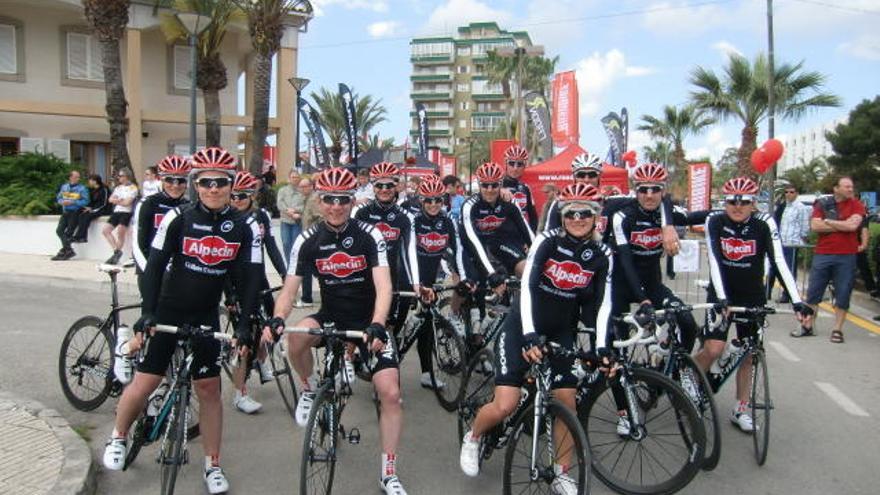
[794,176,865,343]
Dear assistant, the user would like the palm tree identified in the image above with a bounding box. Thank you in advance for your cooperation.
[637,104,715,175]
[642,140,673,167]
[689,53,840,176]
[781,157,828,194]
[486,51,558,149]
[83,0,132,173]
[362,134,395,152]
[160,0,240,147]
[309,86,387,165]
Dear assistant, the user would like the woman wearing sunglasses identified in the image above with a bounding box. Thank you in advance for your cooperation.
[460,182,612,495]
[226,171,288,415]
[500,144,539,232]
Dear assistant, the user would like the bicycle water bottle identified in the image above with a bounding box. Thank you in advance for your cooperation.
[147,382,169,417]
[113,325,134,385]
[469,307,482,335]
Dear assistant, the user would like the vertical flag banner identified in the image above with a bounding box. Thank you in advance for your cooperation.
[620,107,629,152]
[416,102,428,157]
[525,91,552,160]
[551,71,579,148]
[688,162,712,215]
[298,97,329,169]
[600,112,625,167]
[338,83,358,164]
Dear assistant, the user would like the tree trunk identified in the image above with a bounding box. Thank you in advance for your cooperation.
[738,125,758,178]
[203,89,222,147]
[100,39,131,173]
[248,51,272,175]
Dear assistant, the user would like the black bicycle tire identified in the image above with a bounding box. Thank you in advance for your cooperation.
[751,349,770,466]
[503,399,590,495]
[457,348,496,444]
[58,316,115,411]
[218,306,236,382]
[123,411,147,470]
[300,383,337,495]
[160,385,189,495]
[271,339,299,420]
[579,367,705,495]
[429,316,468,412]
[676,353,721,471]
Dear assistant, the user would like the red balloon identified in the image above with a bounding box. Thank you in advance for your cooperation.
[751,147,771,174]
[622,150,637,165]
[762,138,784,163]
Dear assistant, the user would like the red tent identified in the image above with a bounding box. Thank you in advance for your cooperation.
[521,144,630,213]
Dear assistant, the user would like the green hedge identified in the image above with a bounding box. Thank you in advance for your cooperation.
[0,153,83,215]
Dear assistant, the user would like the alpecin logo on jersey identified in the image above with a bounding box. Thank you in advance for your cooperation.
[630,228,662,249]
[418,232,448,253]
[316,252,367,278]
[153,213,166,228]
[543,259,594,290]
[511,191,528,210]
[375,222,401,241]
[720,237,756,261]
[476,215,504,232]
[183,236,240,266]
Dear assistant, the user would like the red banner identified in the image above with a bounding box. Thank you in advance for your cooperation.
[688,162,712,232]
[551,71,579,148]
[491,139,516,165]
[439,154,457,177]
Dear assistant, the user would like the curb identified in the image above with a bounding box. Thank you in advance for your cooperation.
[0,272,140,296]
[0,392,96,495]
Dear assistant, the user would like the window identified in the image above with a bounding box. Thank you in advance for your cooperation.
[173,44,194,90]
[411,41,453,58]
[472,80,502,95]
[459,119,467,129]
[472,40,514,57]
[459,101,469,110]
[457,65,469,74]
[66,31,103,82]
[457,83,470,93]
[0,24,16,74]
[457,47,471,56]
[471,115,505,131]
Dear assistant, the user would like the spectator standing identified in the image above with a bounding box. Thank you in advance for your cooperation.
[52,170,89,260]
[354,169,374,205]
[276,169,304,264]
[443,175,465,220]
[140,166,161,198]
[72,174,111,243]
[768,186,811,302]
[855,210,878,297]
[102,168,139,265]
[538,183,558,231]
[794,176,865,343]
[297,177,319,306]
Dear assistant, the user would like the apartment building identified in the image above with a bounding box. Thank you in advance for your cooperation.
[778,116,847,172]
[0,0,309,179]
[409,22,532,156]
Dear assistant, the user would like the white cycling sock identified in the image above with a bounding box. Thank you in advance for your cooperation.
[205,455,220,472]
[381,452,397,478]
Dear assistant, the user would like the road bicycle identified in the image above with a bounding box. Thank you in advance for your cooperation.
[58,261,140,411]
[576,314,707,495]
[438,278,519,361]
[456,341,590,495]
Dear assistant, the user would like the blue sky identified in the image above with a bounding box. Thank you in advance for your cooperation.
[290,0,880,163]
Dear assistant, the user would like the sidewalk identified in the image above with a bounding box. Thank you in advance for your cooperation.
[0,392,94,495]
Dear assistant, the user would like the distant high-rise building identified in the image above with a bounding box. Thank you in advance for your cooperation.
[409,22,532,157]
[778,116,847,172]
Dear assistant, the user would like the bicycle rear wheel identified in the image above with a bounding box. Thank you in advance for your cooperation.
[300,383,338,495]
[270,338,299,420]
[457,348,496,444]
[159,386,190,495]
[58,316,114,411]
[579,367,705,495]
[429,316,467,412]
[750,349,770,466]
[673,352,721,471]
[218,306,236,381]
[503,399,589,495]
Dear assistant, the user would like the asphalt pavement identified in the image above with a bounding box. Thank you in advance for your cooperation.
[1,271,879,494]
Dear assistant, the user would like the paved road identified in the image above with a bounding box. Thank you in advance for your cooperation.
[1,278,878,494]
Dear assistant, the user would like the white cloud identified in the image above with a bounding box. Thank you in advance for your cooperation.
[641,1,732,37]
[711,40,743,59]
[422,0,512,35]
[367,21,400,39]
[517,0,597,52]
[686,127,733,163]
[839,33,880,61]
[573,49,655,117]
[311,0,389,16]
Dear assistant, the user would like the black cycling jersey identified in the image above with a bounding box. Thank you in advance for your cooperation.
[288,220,388,324]
[353,200,419,287]
[412,210,470,284]
[705,211,801,306]
[132,191,189,271]
[502,176,539,232]
[142,202,263,337]
[460,194,535,275]
[397,194,422,217]
[249,207,287,278]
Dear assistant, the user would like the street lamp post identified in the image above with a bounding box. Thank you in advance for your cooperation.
[176,13,210,155]
[766,0,778,216]
[288,77,310,173]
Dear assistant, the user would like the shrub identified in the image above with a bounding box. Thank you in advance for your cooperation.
[0,153,83,215]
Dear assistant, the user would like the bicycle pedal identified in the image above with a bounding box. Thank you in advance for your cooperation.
[347,427,361,445]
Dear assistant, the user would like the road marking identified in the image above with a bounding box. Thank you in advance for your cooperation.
[768,341,800,362]
[817,302,880,335]
[814,382,870,417]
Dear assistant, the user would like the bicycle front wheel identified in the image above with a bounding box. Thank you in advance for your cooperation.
[503,399,590,495]
[270,338,299,420]
[674,352,721,471]
[160,386,190,495]
[300,383,338,495]
[751,349,770,466]
[579,367,705,495]
[58,316,114,411]
[218,306,236,381]
[457,348,496,444]
[429,316,467,412]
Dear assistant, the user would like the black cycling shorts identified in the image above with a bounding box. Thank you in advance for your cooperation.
[491,243,527,275]
[138,307,222,380]
[308,312,399,374]
[108,212,132,227]
[493,308,577,390]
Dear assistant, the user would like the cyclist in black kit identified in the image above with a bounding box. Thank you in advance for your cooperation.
[460,161,534,286]
[226,171,287,414]
[696,177,812,432]
[103,147,264,494]
[500,144,538,232]
[460,183,613,495]
[265,167,408,495]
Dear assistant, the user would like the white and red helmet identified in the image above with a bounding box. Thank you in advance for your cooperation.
[571,152,604,174]
[232,171,259,192]
[156,155,191,177]
[191,147,237,176]
[722,177,759,199]
[559,183,603,221]
[475,162,505,183]
[504,144,529,164]
[315,167,357,194]
[418,177,446,198]
[631,163,668,185]
[369,162,400,182]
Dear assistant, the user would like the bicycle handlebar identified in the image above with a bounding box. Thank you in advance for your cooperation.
[282,326,366,340]
[153,324,229,342]
[612,315,656,349]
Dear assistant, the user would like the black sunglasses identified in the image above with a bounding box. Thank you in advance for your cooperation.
[321,194,353,205]
[231,192,251,201]
[784,190,797,194]
[726,199,753,206]
[195,177,231,189]
[162,177,187,185]
[574,171,600,179]
[563,209,595,220]
[422,197,444,205]
[507,161,526,168]
[480,182,500,189]
[374,182,396,190]
[637,185,664,194]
